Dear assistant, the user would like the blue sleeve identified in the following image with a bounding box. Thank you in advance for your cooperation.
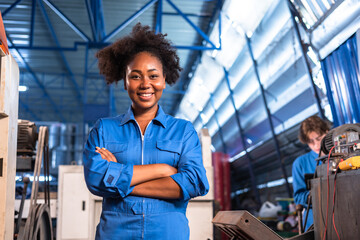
[83,119,134,198]
[292,156,309,207]
[170,122,209,201]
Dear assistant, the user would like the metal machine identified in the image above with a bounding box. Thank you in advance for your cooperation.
[310,123,360,240]
[15,122,53,240]
[212,123,360,240]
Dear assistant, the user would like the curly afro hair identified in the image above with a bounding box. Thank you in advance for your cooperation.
[96,23,182,85]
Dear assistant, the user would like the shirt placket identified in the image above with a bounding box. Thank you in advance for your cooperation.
[134,120,152,239]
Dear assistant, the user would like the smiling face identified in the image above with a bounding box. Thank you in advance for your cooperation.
[124,51,166,116]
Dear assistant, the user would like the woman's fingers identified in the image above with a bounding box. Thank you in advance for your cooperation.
[95,147,117,162]
[95,147,106,159]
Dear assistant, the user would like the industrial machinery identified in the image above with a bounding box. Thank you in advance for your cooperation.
[213,123,360,240]
[318,123,360,175]
[310,123,360,240]
[15,122,53,240]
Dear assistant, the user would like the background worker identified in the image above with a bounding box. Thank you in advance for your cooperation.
[292,115,331,231]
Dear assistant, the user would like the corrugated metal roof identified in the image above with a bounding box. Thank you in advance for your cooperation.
[2,0,219,122]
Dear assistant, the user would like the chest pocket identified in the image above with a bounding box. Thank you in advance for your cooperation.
[105,142,128,164]
[156,140,181,167]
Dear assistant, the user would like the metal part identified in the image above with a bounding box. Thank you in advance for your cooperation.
[212,210,283,240]
[14,176,30,238]
[17,120,38,152]
[321,123,360,154]
[311,169,360,240]
[18,126,53,240]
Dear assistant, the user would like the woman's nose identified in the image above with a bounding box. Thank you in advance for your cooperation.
[140,77,151,88]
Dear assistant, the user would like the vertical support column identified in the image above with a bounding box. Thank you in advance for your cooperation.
[223,68,261,206]
[245,35,292,198]
[0,54,19,240]
[83,44,89,141]
[286,0,325,119]
[155,0,162,34]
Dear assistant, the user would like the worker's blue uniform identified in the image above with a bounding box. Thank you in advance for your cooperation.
[83,106,209,239]
[292,150,319,231]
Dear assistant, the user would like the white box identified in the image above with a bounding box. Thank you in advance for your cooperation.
[187,201,214,240]
[199,129,212,167]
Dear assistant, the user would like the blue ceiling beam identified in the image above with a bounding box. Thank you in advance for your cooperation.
[287,0,325,119]
[155,0,162,34]
[1,0,23,18]
[102,0,158,43]
[166,0,217,48]
[42,0,91,42]
[223,68,261,207]
[162,12,212,18]
[175,45,219,50]
[8,37,66,122]
[38,0,83,105]
[85,0,97,41]
[245,34,292,198]
[93,0,106,41]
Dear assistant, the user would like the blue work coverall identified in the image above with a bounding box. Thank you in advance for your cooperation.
[292,150,319,231]
[83,106,209,239]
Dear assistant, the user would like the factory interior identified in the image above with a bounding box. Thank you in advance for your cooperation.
[0,0,359,239]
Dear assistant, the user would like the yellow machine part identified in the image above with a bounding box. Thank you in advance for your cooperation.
[339,156,360,170]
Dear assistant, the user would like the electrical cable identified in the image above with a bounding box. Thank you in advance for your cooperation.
[322,146,335,240]
[331,166,341,240]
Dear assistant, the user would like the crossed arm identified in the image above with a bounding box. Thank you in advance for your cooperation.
[95,147,182,199]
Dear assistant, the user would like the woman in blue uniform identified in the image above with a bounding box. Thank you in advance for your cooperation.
[83,23,209,239]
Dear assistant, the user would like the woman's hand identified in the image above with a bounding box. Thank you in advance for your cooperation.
[95,147,117,162]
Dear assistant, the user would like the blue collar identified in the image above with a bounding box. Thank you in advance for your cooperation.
[119,105,167,128]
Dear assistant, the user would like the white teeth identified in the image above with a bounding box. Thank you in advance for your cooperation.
[139,93,152,97]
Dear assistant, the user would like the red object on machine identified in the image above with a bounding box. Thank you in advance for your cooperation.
[0,12,9,55]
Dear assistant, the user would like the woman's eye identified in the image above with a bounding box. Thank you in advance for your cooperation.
[131,75,140,79]
[150,75,159,79]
